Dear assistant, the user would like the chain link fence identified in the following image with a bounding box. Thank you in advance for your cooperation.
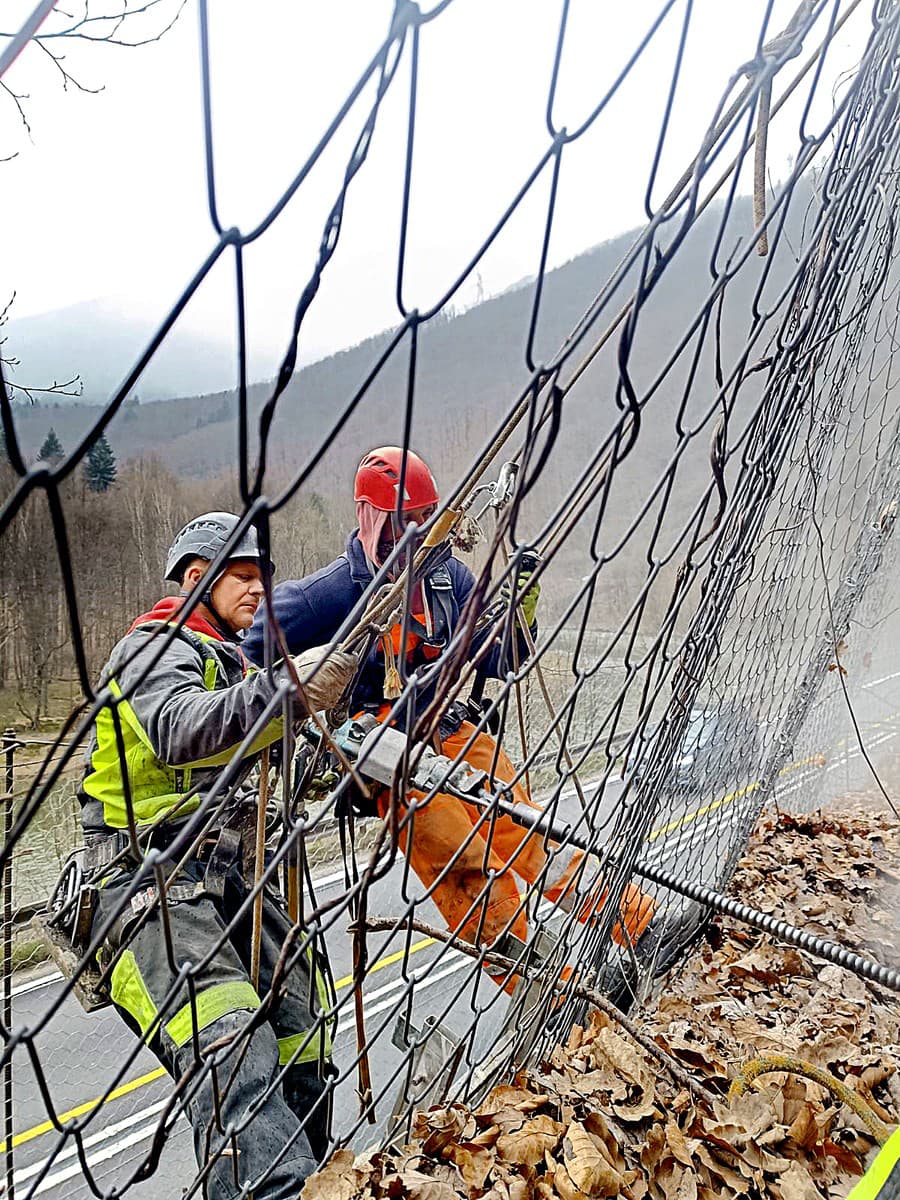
[3,2,900,1198]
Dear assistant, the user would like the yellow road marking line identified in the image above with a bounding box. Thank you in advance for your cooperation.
[644,752,827,844]
[645,782,758,843]
[4,936,437,1153]
[642,704,900,847]
[332,936,435,991]
[2,1067,168,1152]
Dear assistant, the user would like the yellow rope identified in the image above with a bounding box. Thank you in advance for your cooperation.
[729,1054,893,1146]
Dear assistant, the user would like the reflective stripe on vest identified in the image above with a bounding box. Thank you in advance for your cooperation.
[846,1127,900,1200]
[82,626,221,829]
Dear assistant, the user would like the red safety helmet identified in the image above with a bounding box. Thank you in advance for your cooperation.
[354,447,439,513]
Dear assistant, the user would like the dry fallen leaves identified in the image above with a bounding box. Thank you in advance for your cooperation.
[302,802,899,1199]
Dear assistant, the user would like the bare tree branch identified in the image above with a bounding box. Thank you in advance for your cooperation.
[0,0,187,47]
[0,0,185,139]
[0,78,33,138]
[54,3,187,50]
[0,293,16,326]
[35,38,104,95]
[5,376,84,403]
[0,292,84,404]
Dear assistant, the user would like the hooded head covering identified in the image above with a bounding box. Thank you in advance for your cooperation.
[356,500,430,621]
[356,501,392,574]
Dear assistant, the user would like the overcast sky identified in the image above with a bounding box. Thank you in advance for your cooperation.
[1,0,871,380]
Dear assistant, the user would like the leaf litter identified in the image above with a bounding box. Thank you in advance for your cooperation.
[303,802,899,1199]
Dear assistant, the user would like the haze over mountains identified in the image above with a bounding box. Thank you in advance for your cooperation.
[5,297,237,405]
[5,188,816,644]
[7,192,790,497]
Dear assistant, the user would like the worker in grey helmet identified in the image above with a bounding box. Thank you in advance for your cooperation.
[78,512,356,1199]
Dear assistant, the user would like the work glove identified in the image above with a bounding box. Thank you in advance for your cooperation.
[501,559,541,627]
[292,646,357,713]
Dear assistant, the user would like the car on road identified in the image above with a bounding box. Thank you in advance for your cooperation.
[621,702,761,798]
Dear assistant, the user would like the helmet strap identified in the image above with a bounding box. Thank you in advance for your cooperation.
[178,582,242,643]
[201,589,242,643]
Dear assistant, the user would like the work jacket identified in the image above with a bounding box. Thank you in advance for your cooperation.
[243,531,532,717]
[80,597,284,835]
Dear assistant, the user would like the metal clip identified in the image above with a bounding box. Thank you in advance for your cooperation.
[390,1012,464,1121]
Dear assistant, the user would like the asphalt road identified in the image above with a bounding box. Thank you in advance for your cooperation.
[7,692,899,1200]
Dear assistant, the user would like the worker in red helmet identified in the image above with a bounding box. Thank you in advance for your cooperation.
[244,448,656,997]
[354,446,440,569]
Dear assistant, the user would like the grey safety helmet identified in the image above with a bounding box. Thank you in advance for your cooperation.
[164,512,273,584]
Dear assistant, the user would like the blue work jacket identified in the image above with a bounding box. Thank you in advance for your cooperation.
[243,532,528,717]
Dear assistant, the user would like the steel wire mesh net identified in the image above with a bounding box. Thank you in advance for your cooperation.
[2,1,900,1197]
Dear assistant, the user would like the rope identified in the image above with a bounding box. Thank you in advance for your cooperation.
[729,1054,894,1145]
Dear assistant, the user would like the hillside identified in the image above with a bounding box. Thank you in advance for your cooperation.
[0,189,814,727]
[6,193,791,484]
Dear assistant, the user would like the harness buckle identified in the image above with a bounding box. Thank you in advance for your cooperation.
[202,826,242,898]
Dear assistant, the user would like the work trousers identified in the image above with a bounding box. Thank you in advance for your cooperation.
[378,721,656,988]
[94,855,332,1199]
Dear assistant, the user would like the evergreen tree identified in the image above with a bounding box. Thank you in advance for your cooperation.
[84,432,117,492]
[38,427,64,465]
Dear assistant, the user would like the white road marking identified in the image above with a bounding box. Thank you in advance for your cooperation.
[13,1100,172,1194]
[645,726,900,870]
[336,953,470,1036]
[28,1122,173,1197]
[311,866,352,891]
[22,952,477,1197]
[11,972,63,999]
[862,670,900,689]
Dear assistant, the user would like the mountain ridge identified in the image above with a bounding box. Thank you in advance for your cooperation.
[6,192,793,508]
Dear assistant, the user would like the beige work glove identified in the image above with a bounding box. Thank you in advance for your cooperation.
[292,646,357,713]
